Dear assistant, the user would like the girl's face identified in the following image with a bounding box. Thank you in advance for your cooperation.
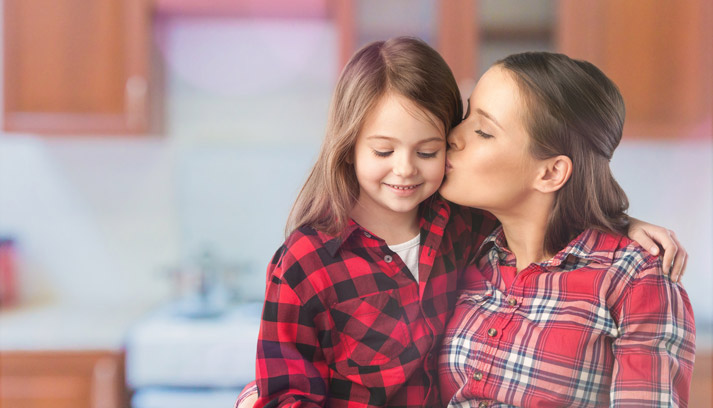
[439,66,541,215]
[352,92,446,223]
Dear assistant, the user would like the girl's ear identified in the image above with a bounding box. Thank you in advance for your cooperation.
[534,155,572,193]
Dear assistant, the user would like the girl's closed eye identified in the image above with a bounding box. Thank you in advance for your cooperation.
[372,149,393,157]
[475,129,493,139]
[417,151,439,159]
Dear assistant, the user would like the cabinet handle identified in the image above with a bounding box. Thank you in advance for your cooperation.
[125,75,148,131]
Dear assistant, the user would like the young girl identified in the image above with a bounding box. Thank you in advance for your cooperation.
[237,37,685,408]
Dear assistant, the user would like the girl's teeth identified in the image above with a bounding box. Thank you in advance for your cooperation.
[391,184,417,190]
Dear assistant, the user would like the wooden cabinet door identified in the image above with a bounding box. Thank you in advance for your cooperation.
[557,0,712,139]
[3,0,150,134]
[0,350,126,408]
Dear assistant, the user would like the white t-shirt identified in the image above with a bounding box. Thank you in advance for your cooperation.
[388,234,421,282]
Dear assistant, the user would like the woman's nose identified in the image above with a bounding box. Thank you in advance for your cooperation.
[447,128,463,151]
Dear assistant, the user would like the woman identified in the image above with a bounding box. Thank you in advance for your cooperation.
[438,52,695,407]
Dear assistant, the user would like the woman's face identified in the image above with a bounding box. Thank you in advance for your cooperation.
[439,65,541,215]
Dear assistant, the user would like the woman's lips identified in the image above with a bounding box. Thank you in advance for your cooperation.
[445,159,453,172]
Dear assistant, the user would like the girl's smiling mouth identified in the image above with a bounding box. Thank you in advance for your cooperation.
[383,183,423,191]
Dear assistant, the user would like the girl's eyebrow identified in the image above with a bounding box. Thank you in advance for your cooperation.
[366,135,444,143]
[465,98,471,117]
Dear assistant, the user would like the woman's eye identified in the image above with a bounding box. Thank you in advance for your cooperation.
[417,151,438,159]
[372,150,393,157]
[475,129,493,139]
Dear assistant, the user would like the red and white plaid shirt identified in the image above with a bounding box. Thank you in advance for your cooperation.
[439,227,696,407]
[251,197,497,408]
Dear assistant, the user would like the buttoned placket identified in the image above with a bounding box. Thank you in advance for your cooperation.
[361,226,445,405]
[468,262,534,395]
[361,230,410,281]
[469,299,517,395]
[419,229,446,406]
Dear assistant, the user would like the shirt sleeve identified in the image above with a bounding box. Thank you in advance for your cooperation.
[254,248,329,408]
[447,204,498,268]
[610,260,696,407]
[235,381,257,408]
[469,209,498,259]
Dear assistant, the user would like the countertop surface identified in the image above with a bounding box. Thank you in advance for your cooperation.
[0,300,157,351]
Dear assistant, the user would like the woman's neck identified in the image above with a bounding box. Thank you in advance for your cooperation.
[349,205,420,246]
[493,200,554,273]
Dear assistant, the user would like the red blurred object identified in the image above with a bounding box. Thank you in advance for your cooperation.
[0,237,17,308]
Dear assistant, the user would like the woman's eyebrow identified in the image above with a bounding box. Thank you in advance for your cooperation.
[476,108,503,130]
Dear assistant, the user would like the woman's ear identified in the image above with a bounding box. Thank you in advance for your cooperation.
[534,155,572,193]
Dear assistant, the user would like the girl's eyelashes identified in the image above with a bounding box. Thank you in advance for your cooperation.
[371,149,440,158]
[372,150,393,157]
[475,129,493,139]
[417,151,439,159]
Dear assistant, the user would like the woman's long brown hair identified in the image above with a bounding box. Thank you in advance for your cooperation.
[498,52,630,254]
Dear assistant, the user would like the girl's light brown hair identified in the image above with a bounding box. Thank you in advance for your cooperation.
[285,37,462,237]
[498,52,630,254]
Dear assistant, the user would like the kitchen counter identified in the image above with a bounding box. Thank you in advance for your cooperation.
[125,301,262,388]
[0,300,157,351]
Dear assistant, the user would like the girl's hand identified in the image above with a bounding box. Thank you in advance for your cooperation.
[628,217,687,282]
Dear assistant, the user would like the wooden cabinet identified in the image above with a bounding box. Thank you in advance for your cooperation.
[557,0,712,139]
[0,350,127,408]
[2,0,151,134]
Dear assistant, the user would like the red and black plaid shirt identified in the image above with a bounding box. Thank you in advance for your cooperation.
[252,197,497,408]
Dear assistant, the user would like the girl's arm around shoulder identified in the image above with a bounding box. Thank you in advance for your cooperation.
[609,248,696,407]
[627,217,688,281]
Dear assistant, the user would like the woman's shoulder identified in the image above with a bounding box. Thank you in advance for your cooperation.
[566,229,662,284]
[590,230,681,304]
[611,234,663,278]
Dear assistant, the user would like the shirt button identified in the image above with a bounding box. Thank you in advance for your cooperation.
[472,371,483,381]
[384,255,393,263]
[508,298,517,306]
[487,328,498,337]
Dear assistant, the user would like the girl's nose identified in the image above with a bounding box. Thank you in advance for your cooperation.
[393,153,417,177]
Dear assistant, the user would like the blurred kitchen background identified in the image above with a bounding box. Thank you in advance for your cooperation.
[0,0,710,407]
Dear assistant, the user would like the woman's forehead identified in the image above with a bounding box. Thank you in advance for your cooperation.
[471,67,523,122]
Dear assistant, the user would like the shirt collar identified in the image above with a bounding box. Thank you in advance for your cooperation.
[477,226,623,268]
[319,220,362,257]
[319,195,451,257]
